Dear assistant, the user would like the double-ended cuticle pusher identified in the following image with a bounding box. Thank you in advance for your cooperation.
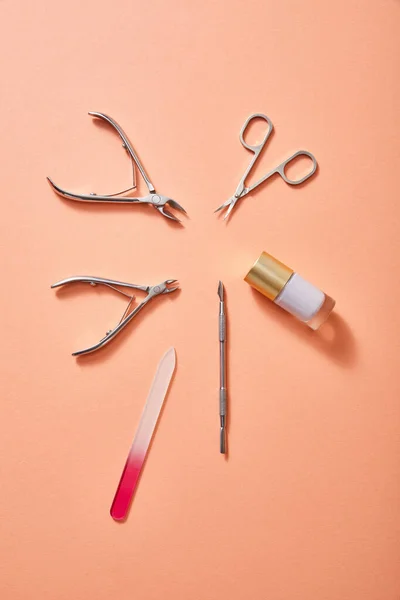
[218,281,227,453]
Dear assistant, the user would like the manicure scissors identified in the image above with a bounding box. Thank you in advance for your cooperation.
[51,276,179,356]
[215,113,318,219]
[47,112,187,223]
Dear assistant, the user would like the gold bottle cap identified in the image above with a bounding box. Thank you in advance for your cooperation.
[244,251,293,301]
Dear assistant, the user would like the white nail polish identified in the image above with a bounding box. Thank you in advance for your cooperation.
[245,251,335,330]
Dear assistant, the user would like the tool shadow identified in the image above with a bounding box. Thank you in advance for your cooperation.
[250,289,357,368]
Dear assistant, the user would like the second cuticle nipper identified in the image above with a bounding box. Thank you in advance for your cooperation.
[47,112,187,223]
[51,276,179,356]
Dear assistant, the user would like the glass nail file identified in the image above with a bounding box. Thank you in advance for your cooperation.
[110,347,176,521]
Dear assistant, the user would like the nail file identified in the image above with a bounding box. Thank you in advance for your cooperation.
[110,347,176,521]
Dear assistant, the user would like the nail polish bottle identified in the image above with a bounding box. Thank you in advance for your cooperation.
[245,251,335,330]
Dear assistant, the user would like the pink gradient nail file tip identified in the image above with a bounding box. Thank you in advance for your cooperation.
[110,347,176,521]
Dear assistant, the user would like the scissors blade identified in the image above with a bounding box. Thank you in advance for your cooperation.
[214,199,231,213]
[215,196,236,214]
[214,196,239,220]
[223,199,238,220]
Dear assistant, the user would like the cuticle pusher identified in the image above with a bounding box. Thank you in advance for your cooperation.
[218,281,227,454]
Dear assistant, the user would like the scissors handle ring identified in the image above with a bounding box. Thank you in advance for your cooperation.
[240,113,273,152]
[277,150,318,185]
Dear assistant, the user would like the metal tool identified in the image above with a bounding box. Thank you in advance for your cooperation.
[51,276,179,356]
[218,281,227,454]
[215,113,318,219]
[47,112,187,222]
[110,347,176,521]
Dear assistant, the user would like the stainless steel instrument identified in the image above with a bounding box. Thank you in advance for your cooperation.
[218,281,227,454]
[51,276,179,356]
[215,113,317,220]
[47,112,187,222]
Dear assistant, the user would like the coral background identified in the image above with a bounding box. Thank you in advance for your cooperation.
[0,1,399,598]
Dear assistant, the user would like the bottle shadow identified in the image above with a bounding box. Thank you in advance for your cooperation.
[250,289,357,368]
